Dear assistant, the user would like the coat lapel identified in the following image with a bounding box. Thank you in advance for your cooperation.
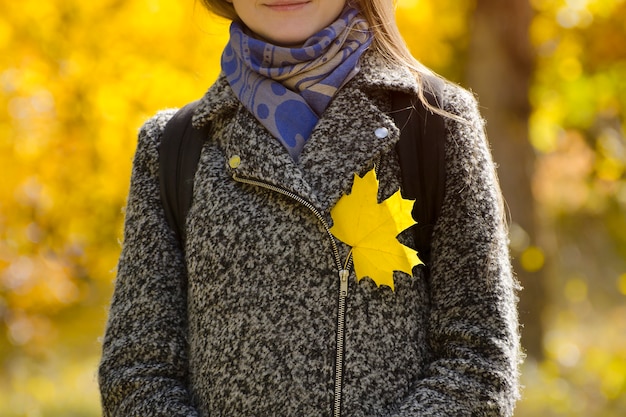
[298,84,401,213]
[219,105,319,205]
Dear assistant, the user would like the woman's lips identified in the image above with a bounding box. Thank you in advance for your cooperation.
[264,1,311,12]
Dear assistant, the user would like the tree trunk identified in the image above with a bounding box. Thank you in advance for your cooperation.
[464,0,544,358]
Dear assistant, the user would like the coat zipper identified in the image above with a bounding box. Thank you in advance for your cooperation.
[232,173,352,417]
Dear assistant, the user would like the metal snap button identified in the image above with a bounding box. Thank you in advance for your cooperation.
[228,155,241,169]
[375,127,389,139]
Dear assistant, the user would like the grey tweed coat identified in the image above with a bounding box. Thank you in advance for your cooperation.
[99,52,521,417]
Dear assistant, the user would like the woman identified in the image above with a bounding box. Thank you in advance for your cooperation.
[98,1,522,416]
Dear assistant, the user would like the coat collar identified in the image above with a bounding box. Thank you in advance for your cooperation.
[191,51,419,215]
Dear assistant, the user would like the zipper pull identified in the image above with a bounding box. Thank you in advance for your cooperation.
[339,269,349,297]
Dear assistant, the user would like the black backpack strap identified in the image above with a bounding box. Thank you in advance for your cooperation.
[159,100,208,245]
[391,75,447,265]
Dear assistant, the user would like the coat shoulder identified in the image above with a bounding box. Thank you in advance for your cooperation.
[138,109,178,147]
[440,82,484,128]
[129,109,178,179]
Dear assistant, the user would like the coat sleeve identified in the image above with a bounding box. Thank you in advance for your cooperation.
[98,111,199,417]
[394,86,522,416]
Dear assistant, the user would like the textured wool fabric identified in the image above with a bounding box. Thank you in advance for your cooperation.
[221,6,372,160]
[99,51,521,417]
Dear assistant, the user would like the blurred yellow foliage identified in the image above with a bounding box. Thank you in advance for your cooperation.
[520,307,626,416]
[520,245,546,273]
[618,273,626,295]
[1,1,229,414]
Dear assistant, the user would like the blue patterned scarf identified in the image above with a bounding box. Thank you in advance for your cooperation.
[221,7,373,160]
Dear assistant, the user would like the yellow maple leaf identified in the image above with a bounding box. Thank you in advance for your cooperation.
[330,169,423,291]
